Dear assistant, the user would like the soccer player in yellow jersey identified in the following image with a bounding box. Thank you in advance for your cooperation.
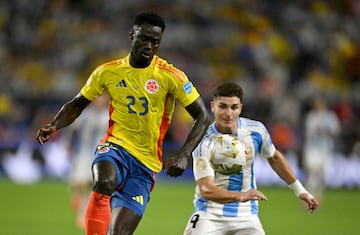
[36,12,210,235]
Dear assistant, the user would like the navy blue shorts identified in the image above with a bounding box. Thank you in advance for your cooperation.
[92,142,155,217]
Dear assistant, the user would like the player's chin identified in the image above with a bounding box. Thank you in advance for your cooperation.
[220,121,233,129]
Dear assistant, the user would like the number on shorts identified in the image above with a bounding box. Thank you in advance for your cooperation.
[190,214,200,228]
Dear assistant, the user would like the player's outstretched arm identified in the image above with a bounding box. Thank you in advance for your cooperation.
[165,97,210,177]
[268,150,319,213]
[36,93,91,145]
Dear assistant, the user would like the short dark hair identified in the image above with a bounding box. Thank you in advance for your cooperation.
[134,12,166,31]
[213,82,243,101]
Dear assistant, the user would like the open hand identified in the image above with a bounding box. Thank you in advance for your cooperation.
[239,189,268,202]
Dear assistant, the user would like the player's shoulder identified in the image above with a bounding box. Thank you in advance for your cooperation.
[194,130,214,156]
[200,124,218,144]
[154,56,187,79]
[239,117,267,131]
[154,56,173,68]
[94,56,128,74]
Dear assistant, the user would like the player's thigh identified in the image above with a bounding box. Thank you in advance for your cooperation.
[92,144,128,189]
[110,167,154,218]
[92,157,119,193]
[232,215,265,235]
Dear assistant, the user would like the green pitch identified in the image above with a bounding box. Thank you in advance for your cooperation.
[0,178,358,235]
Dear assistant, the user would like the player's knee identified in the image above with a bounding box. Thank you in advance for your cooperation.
[92,177,116,195]
[91,160,118,195]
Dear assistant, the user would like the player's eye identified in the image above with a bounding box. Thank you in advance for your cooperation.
[138,36,147,42]
[152,40,160,47]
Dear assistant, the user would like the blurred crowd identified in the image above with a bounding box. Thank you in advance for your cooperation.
[0,0,360,184]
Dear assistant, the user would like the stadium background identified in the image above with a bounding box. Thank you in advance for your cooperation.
[0,0,359,234]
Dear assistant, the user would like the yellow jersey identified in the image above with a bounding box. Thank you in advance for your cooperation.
[81,54,200,172]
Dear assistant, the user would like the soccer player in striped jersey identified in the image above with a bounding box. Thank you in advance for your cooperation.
[183,82,319,235]
[36,12,210,235]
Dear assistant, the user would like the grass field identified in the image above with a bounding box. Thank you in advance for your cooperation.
[0,178,358,235]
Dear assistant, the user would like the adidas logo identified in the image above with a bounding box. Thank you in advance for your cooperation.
[116,79,127,87]
[132,195,144,205]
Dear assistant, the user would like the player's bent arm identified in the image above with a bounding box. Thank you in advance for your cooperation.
[49,93,91,130]
[36,93,91,144]
[164,97,209,177]
[178,98,210,158]
[197,176,267,203]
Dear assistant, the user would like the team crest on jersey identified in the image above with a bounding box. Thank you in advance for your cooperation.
[145,79,159,94]
[196,158,207,171]
[99,147,110,154]
[183,81,192,94]
[242,141,253,162]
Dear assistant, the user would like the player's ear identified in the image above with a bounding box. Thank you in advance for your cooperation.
[210,101,215,113]
[130,25,139,40]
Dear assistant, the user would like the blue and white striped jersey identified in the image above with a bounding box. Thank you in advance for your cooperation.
[192,117,276,217]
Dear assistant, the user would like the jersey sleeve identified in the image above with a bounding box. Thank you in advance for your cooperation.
[258,122,276,159]
[192,138,215,181]
[176,80,200,107]
[80,66,106,101]
[167,67,200,107]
